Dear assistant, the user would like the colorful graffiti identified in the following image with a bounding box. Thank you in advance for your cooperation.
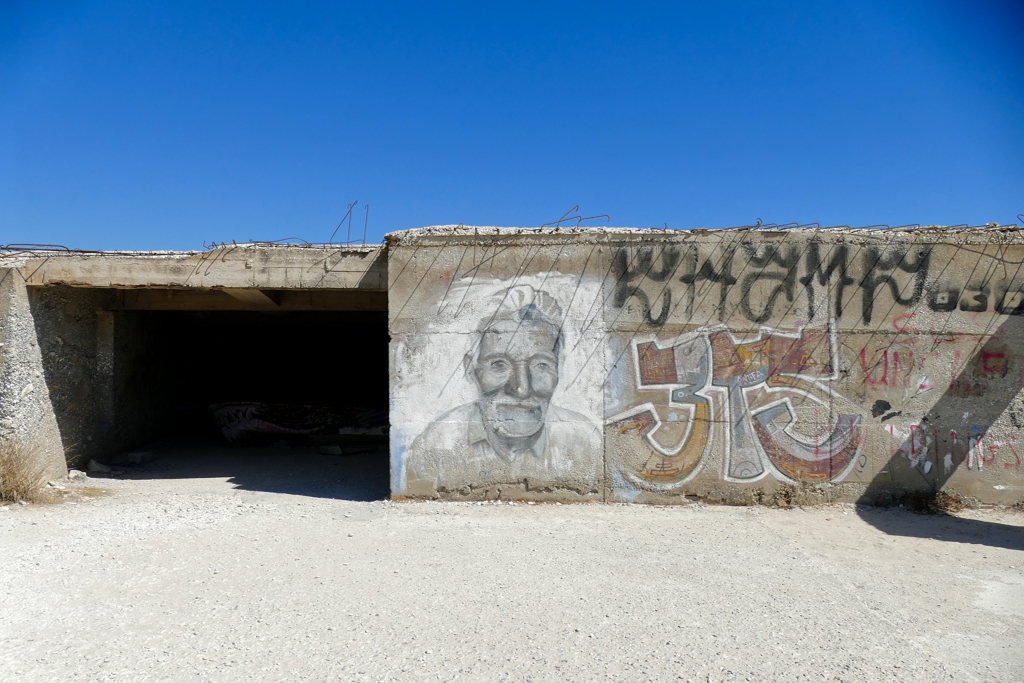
[388,231,1024,502]
[607,323,865,489]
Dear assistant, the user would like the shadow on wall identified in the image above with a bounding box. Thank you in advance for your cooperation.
[857,316,1024,551]
[27,287,173,467]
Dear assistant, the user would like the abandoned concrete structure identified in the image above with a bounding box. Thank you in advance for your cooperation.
[3,225,1023,506]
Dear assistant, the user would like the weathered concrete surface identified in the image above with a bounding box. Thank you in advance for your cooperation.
[6,226,1024,505]
[115,287,387,311]
[388,226,1024,505]
[0,266,67,479]
[6,244,386,290]
[1,446,1021,682]
[0,243,388,474]
[388,230,609,501]
[25,286,174,466]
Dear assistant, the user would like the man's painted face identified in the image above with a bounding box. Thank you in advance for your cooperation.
[473,319,560,439]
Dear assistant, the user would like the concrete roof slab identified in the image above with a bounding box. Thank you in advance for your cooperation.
[2,244,387,290]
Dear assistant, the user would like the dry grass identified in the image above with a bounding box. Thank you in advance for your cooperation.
[0,438,53,503]
[929,490,972,514]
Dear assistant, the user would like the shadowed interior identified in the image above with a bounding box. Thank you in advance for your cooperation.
[164,310,389,440]
[29,286,389,499]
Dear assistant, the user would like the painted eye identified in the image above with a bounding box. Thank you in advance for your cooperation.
[491,359,509,370]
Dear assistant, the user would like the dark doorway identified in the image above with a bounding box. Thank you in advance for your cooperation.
[29,284,391,502]
[133,310,391,500]
[162,310,389,441]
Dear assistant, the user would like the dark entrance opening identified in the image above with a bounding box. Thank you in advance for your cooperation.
[165,310,388,441]
[30,286,390,501]
[158,309,390,500]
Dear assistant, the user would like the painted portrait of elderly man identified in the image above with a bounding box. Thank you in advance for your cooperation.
[404,285,601,494]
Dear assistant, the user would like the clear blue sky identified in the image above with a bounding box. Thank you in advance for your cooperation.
[2,1,1022,251]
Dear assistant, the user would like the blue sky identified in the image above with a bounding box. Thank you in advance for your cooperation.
[2,1,1022,250]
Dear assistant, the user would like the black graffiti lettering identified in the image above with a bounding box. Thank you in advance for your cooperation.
[613,246,680,301]
[994,288,1024,315]
[605,240,1012,326]
[927,285,960,312]
[637,246,680,282]
[612,247,643,310]
[1010,408,1024,429]
[678,244,699,318]
[859,247,930,324]
[799,243,853,318]
[743,243,799,270]
[959,285,989,313]
[740,244,800,323]
[613,247,677,326]
[679,246,737,321]
[741,272,791,323]
[624,287,671,325]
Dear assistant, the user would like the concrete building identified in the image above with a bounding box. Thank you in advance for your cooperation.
[3,225,1023,506]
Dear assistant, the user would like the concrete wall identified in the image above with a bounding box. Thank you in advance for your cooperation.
[0,266,68,478]
[388,226,1024,506]
[0,243,386,473]
[27,286,173,465]
[6,232,1024,506]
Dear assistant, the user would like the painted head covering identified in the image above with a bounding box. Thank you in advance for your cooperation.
[484,285,563,330]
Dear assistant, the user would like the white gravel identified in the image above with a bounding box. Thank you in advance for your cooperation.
[1,443,1022,683]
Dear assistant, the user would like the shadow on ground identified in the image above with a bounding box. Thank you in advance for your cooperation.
[856,507,1024,552]
[856,317,1024,552]
[99,438,390,501]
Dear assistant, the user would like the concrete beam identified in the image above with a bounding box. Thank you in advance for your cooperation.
[9,244,387,291]
[115,288,387,311]
[221,288,280,310]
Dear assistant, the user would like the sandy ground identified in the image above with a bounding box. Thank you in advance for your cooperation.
[1,440,1022,683]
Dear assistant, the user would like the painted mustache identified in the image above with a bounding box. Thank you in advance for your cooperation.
[480,398,548,438]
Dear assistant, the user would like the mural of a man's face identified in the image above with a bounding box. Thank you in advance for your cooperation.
[471,318,560,440]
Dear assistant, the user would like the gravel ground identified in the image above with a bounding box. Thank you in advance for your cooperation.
[1,441,1022,683]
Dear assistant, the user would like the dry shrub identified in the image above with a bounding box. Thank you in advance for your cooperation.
[0,438,52,503]
[929,490,969,514]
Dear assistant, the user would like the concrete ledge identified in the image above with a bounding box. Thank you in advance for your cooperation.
[5,244,387,291]
[386,224,1024,247]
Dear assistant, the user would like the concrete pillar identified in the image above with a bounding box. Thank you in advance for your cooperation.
[0,264,68,480]
[95,310,114,437]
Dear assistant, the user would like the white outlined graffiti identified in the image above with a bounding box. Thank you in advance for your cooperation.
[607,322,866,489]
